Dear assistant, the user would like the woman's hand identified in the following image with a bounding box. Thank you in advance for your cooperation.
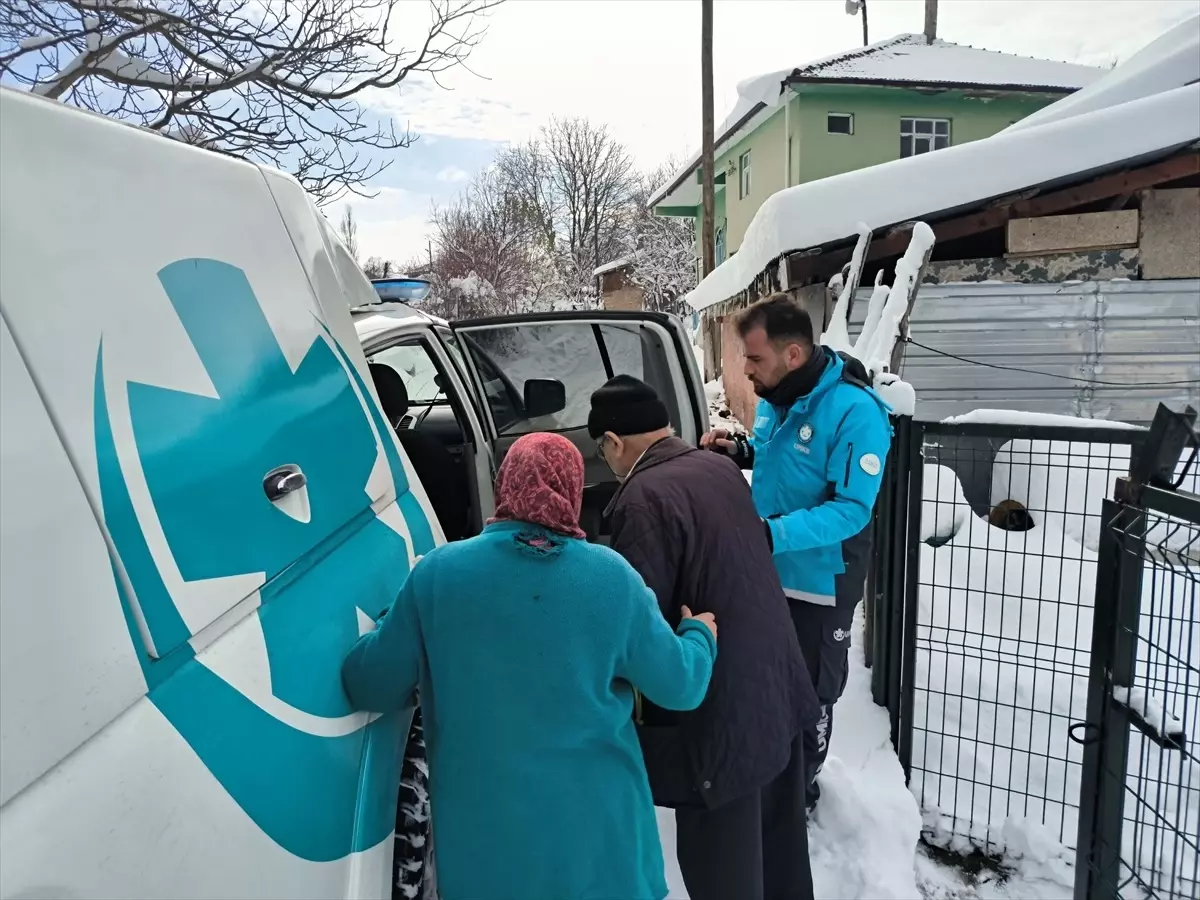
[681,605,717,640]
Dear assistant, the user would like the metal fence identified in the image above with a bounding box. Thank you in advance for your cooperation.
[1075,450,1199,899]
[869,406,1199,895]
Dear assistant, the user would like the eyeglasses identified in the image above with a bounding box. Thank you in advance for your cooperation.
[594,434,608,461]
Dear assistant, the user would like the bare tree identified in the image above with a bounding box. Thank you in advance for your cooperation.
[426,166,556,317]
[499,117,635,304]
[338,205,359,262]
[361,256,396,279]
[623,160,698,315]
[0,0,501,202]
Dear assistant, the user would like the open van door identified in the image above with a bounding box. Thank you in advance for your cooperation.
[450,311,707,540]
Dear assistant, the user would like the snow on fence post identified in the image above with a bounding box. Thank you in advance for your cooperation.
[821,223,871,351]
[819,221,934,417]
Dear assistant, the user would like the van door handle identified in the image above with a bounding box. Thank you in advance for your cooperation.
[264,466,307,502]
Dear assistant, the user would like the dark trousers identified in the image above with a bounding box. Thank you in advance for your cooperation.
[675,735,814,900]
[791,600,856,810]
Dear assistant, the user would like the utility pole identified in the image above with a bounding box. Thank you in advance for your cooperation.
[924,0,938,44]
[846,0,868,47]
[700,0,715,278]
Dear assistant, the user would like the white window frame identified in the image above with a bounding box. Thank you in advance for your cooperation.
[738,150,752,199]
[900,117,951,157]
[827,112,854,135]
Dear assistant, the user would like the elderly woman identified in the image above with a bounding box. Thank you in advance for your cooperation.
[342,432,718,900]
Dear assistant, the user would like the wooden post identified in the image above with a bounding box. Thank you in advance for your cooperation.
[923,0,938,44]
[701,0,715,278]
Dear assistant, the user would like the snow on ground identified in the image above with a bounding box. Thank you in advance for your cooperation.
[914,455,1199,899]
[658,609,923,900]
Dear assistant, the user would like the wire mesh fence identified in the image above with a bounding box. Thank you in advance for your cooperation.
[871,408,1200,899]
[1078,488,1199,900]
[902,423,1148,857]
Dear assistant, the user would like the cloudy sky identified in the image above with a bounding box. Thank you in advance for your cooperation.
[337,0,1199,264]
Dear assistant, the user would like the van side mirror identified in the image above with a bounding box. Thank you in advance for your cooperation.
[523,378,566,418]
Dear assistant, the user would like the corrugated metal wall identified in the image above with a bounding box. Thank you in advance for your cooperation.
[850,279,1200,425]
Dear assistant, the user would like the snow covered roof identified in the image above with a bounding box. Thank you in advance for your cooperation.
[685,81,1200,312]
[786,33,1101,92]
[1003,15,1200,134]
[649,35,1103,209]
[593,256,632,277]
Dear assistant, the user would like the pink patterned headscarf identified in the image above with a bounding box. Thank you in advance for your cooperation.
[487,432,587,539]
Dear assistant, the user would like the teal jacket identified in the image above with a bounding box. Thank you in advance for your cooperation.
[342,520,716,900]
[751,351,892,605]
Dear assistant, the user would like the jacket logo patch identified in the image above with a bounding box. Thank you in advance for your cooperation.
[797,423,814,444]
[859,453,882,476]
[833,628,850,642]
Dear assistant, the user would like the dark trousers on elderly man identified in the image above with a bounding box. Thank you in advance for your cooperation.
[674,734,815,900]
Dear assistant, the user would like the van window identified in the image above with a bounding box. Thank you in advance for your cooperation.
[463,322,644,435]
[372,344,441,404]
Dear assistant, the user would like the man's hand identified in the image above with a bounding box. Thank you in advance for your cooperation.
[700,428,737,453]
[681,605,717,640]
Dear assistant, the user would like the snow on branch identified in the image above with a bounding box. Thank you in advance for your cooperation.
[0,0,501,203]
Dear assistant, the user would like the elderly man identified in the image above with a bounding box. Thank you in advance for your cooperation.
[702,293,892,816]
[590,374,818,900]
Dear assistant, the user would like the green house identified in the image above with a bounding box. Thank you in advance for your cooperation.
[650,34,1103,263]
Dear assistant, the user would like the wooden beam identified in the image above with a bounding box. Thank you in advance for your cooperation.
[1011,153,1200,218]
[786,152,1200,285]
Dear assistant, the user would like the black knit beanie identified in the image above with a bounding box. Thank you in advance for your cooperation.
[588,375,670,439]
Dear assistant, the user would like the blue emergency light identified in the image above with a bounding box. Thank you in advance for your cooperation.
[370,277,432,303]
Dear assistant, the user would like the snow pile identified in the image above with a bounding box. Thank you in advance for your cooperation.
[991,437,1133,552]
[659,612,923,900]
[943,410,1143,430]
[1112,686,1185,742]
[922,465,969,545]
[1004,15,1200,134]
[685,82,1200,312]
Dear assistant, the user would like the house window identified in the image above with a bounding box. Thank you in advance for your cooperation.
[827,113,854,135]
[739,150,752,199]
[900,118,950,157]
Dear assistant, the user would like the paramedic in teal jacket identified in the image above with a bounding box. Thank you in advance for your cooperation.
[342,432,717,900]
[702,293,892,815]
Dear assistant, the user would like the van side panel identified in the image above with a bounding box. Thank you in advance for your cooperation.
[0,90,434,898]
[0,316,146,806]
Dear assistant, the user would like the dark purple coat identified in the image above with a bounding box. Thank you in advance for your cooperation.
[606,436,820,809]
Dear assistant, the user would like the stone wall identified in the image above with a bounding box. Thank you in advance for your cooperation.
[1140,188,1200,279]
[924,248,1140,284]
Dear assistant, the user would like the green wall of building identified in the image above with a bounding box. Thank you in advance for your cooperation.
[657,83,1068,258]
[790,84,1059,185]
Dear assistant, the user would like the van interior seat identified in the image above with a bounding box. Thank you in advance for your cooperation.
[369,363,469,541]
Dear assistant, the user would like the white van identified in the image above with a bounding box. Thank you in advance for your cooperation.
[0,88,707,899]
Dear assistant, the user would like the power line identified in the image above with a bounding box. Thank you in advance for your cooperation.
[903,337,1200,388]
